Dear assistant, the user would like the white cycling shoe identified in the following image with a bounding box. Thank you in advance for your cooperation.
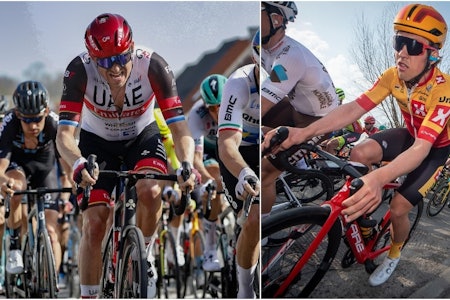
[368,256,400,286]
[202,250,220,272]
[6,250,24,274]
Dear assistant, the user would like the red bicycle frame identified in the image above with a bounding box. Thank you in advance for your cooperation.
[273,179,400,297]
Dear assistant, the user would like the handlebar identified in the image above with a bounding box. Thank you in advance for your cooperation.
[4,187,73,219]
[262,126,289,157]
[236,178,258,226]
[80,154,190,215]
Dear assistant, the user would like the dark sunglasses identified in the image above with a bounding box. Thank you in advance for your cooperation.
[20,115,44,124]
[364,122,373,125]
[393,35,436,56]
[96,51,132,69]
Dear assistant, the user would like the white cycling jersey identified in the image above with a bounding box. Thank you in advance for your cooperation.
[187,100,218,152]
[217,64,259,146]
[261,35,339,117]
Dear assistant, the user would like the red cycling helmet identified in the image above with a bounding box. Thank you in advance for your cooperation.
[364,116,376,124]
[85,13,133,58]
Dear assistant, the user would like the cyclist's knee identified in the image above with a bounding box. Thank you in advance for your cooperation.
[137,180,160,201]
[390,194,413,219]
[350,140,382,166]
[242,207,259,234]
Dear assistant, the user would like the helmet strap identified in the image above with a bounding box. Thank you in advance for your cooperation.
[262,6,285,45]
[405,50,435,88]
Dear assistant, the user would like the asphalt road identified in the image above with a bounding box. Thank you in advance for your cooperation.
[308,200,450,298]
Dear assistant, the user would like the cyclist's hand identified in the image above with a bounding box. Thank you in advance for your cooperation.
[1,179,15,198]
[176,162,197,194]
[235,167,260,201]
[200,179,217,201]
[341,173,383,222]
[72,157,98,188]
[262,126,298,156]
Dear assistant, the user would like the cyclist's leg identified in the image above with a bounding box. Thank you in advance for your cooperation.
[77,130,117,298]
[201,156,224,272]
[220,144,259,298]
[4,166,27,274]
[124,124,168,297]
[261,159,282,215]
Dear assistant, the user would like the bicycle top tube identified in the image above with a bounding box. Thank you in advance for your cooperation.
[99,169,177,181]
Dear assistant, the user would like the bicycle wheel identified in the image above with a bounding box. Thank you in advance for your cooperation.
[37,230,57,298]
[21,234,34,298]
[67,227,81,299]
[276,169,334,205]
[219,206,237,298]
[261,206,342,298]
[117,226,148,298]
[185,230,205,298]
[99,227,115,298]
[426,180,450,217]
[158,230,182,298]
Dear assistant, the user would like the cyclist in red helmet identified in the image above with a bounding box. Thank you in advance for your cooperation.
[56,13,196,298]
[264,3,450,287]
[363,115,380,135]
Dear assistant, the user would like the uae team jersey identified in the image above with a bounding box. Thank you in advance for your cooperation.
[356,66,450,148]
[59,46,184,141]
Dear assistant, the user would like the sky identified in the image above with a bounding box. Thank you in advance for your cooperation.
[287,1,450,125]
[2,1,450,125]
[0,1,259,80]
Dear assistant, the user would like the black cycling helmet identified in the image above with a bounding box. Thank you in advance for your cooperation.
[13,81,49,115]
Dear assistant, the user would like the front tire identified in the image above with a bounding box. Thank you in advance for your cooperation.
[261,206,341,298]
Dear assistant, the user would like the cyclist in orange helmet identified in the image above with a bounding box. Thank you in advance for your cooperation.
[263,3,450,287]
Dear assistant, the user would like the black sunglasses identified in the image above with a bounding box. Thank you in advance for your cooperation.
[96,51,132,69]
[20,115,44,124]
[393,35,436,56]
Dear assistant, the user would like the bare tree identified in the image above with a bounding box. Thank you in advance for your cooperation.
[350,4,403,129]
[351,4,450,129]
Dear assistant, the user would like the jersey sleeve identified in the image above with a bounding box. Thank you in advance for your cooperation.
[59,56,87,127]
[356,67,396,111]
[218,75,248,134]
[149,52,185,125]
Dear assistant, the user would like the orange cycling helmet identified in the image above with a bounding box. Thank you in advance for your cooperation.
[393,4,447,49]
[85,13,133,58]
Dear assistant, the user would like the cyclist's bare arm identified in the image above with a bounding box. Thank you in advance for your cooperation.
[342,137,433,222]
[263,101,366,154]
[56,124,96,187]
[218,130,246,178]
[193,151,214,182]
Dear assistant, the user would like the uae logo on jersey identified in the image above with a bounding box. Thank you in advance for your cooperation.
[270,65,288,82]
[430,105,450,127]
[410,100,426,117]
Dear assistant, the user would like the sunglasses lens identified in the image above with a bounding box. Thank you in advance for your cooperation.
[21,116,44,124]
[97,52,132,69]
[393,36,424,56]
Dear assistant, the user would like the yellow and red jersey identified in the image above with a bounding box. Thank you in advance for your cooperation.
[356,66,450,147]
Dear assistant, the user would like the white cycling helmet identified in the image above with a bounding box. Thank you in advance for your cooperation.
[263,2,298,23]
